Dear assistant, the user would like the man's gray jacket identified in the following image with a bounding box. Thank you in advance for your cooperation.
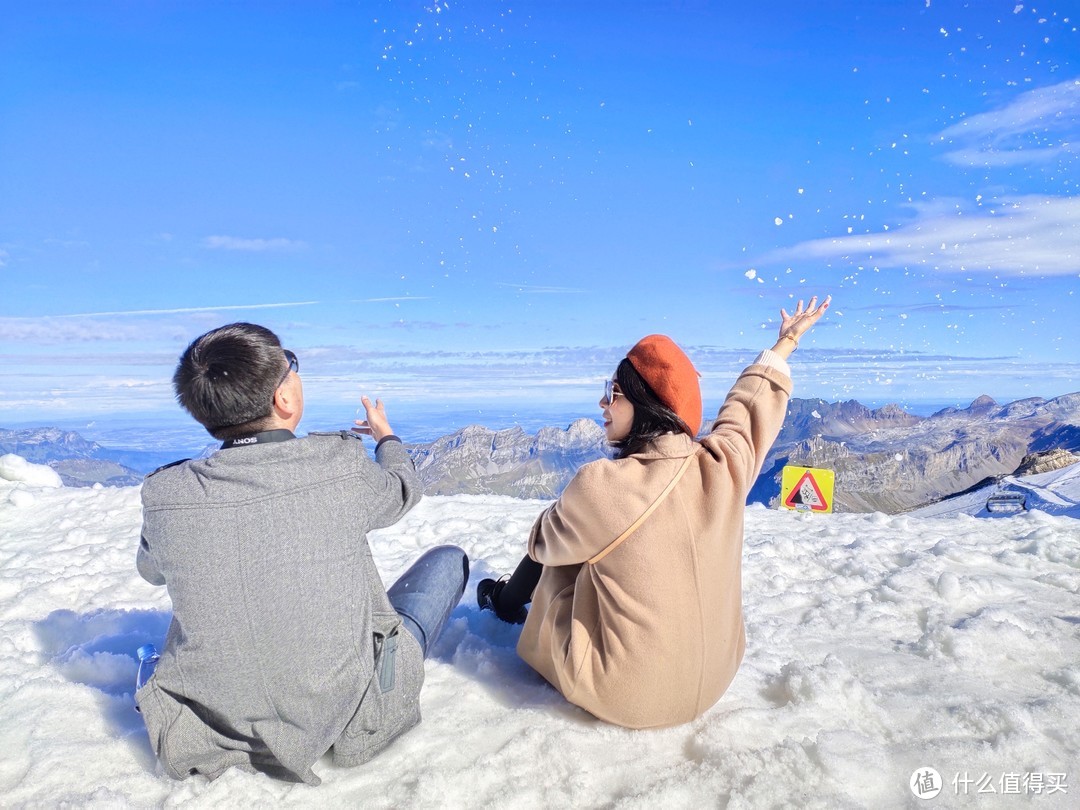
[136,431,423,785]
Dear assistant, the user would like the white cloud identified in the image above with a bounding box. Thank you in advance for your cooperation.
[42,237,90,249]
[936,77,1080,167]
[0,249,8,267]
[0,301,319,331]
[767,80,1080,277]
[349,296,434,303]
[939,144,1072,167]
[3,339,1078,423]
[202,236,307,251]
[494,282,588,294]
[50,302,320,318]
[0,302,321,345]
[768,195,1080,276]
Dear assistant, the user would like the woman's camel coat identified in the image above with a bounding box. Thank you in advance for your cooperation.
[517,358,792,728]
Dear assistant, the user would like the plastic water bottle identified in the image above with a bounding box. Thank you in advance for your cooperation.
[136,643,160,691]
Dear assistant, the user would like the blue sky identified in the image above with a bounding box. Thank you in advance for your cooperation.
[2,1,1078,433]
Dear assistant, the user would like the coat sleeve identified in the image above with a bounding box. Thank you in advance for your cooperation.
[136,533,166,586]
[137,476,166,586]
[366,437,424,531]
[699,361,792,486]
[527,462,623,567]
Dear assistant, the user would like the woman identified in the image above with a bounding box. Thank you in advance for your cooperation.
[478,295,830,729]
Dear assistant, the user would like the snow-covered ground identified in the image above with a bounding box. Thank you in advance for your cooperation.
[1,455,1078,808]
[911,462,1080,521]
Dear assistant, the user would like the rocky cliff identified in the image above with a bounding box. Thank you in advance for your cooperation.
[1013,448,1080,476]
[406,418,607,498]
[772,394,1080,513]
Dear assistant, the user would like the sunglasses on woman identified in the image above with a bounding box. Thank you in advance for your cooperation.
[601,379,623,406]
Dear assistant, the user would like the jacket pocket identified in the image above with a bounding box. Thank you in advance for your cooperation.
[334,626,424,768]
[378,631,398,693]
[137,681,196,780]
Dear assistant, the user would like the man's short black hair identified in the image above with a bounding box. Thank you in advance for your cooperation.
[173,322,289,440]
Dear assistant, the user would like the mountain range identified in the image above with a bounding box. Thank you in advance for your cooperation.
[757,393,1080,512]
[4,391,1079,514]
[0,427,152,487]
[402,392,1080,513]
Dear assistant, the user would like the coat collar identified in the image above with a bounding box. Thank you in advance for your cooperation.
[630,431,698,460]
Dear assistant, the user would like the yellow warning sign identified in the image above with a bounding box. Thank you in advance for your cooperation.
[780,466,834,513]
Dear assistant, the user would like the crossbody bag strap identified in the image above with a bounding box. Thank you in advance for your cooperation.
[587,448,699,565]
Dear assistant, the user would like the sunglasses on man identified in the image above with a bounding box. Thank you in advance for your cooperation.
[278,349,299,387]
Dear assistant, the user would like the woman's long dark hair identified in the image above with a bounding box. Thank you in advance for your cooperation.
[610,358,694,459]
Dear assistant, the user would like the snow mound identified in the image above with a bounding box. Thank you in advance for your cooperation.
[0,453,64,489]
[0,482,1077,807]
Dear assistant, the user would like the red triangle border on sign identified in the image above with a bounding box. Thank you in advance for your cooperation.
[784,470,830,512]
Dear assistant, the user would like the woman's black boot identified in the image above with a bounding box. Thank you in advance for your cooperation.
[477,578,528,624]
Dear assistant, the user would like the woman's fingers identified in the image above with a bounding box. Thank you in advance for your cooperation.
[778,294,831,340]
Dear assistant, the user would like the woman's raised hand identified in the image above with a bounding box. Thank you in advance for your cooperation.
[781,295,830,340]
[774,295,831,357]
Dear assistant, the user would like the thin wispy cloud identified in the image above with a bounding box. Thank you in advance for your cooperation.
[101,379,162,390]
[389,320,450,331]
[495,282,588,294]
[43,237,91,248]
[348,296,434,303]
[0,319,165,343]
[203,236,308,251]
[845,303,1016,314]
[766,194,1080,276]
[936,77,1080,167]
[6,302,321,319]
[0,303,321,343]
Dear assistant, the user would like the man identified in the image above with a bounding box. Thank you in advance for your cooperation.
[136,322,467,785]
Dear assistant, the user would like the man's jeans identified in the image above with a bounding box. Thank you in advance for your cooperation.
[387,545,469,657]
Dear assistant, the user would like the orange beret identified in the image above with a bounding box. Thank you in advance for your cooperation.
[626,334,702,436]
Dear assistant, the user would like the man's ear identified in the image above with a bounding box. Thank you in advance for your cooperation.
[272,382,299,421]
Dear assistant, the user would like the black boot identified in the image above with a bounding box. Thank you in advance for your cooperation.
[477,578,528,624]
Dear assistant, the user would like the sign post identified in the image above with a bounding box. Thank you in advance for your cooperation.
[780,465,834,513]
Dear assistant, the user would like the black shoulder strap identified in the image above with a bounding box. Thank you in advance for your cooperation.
[220,429,296,449]
[146,458,190,478]
[307,430,362,441]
